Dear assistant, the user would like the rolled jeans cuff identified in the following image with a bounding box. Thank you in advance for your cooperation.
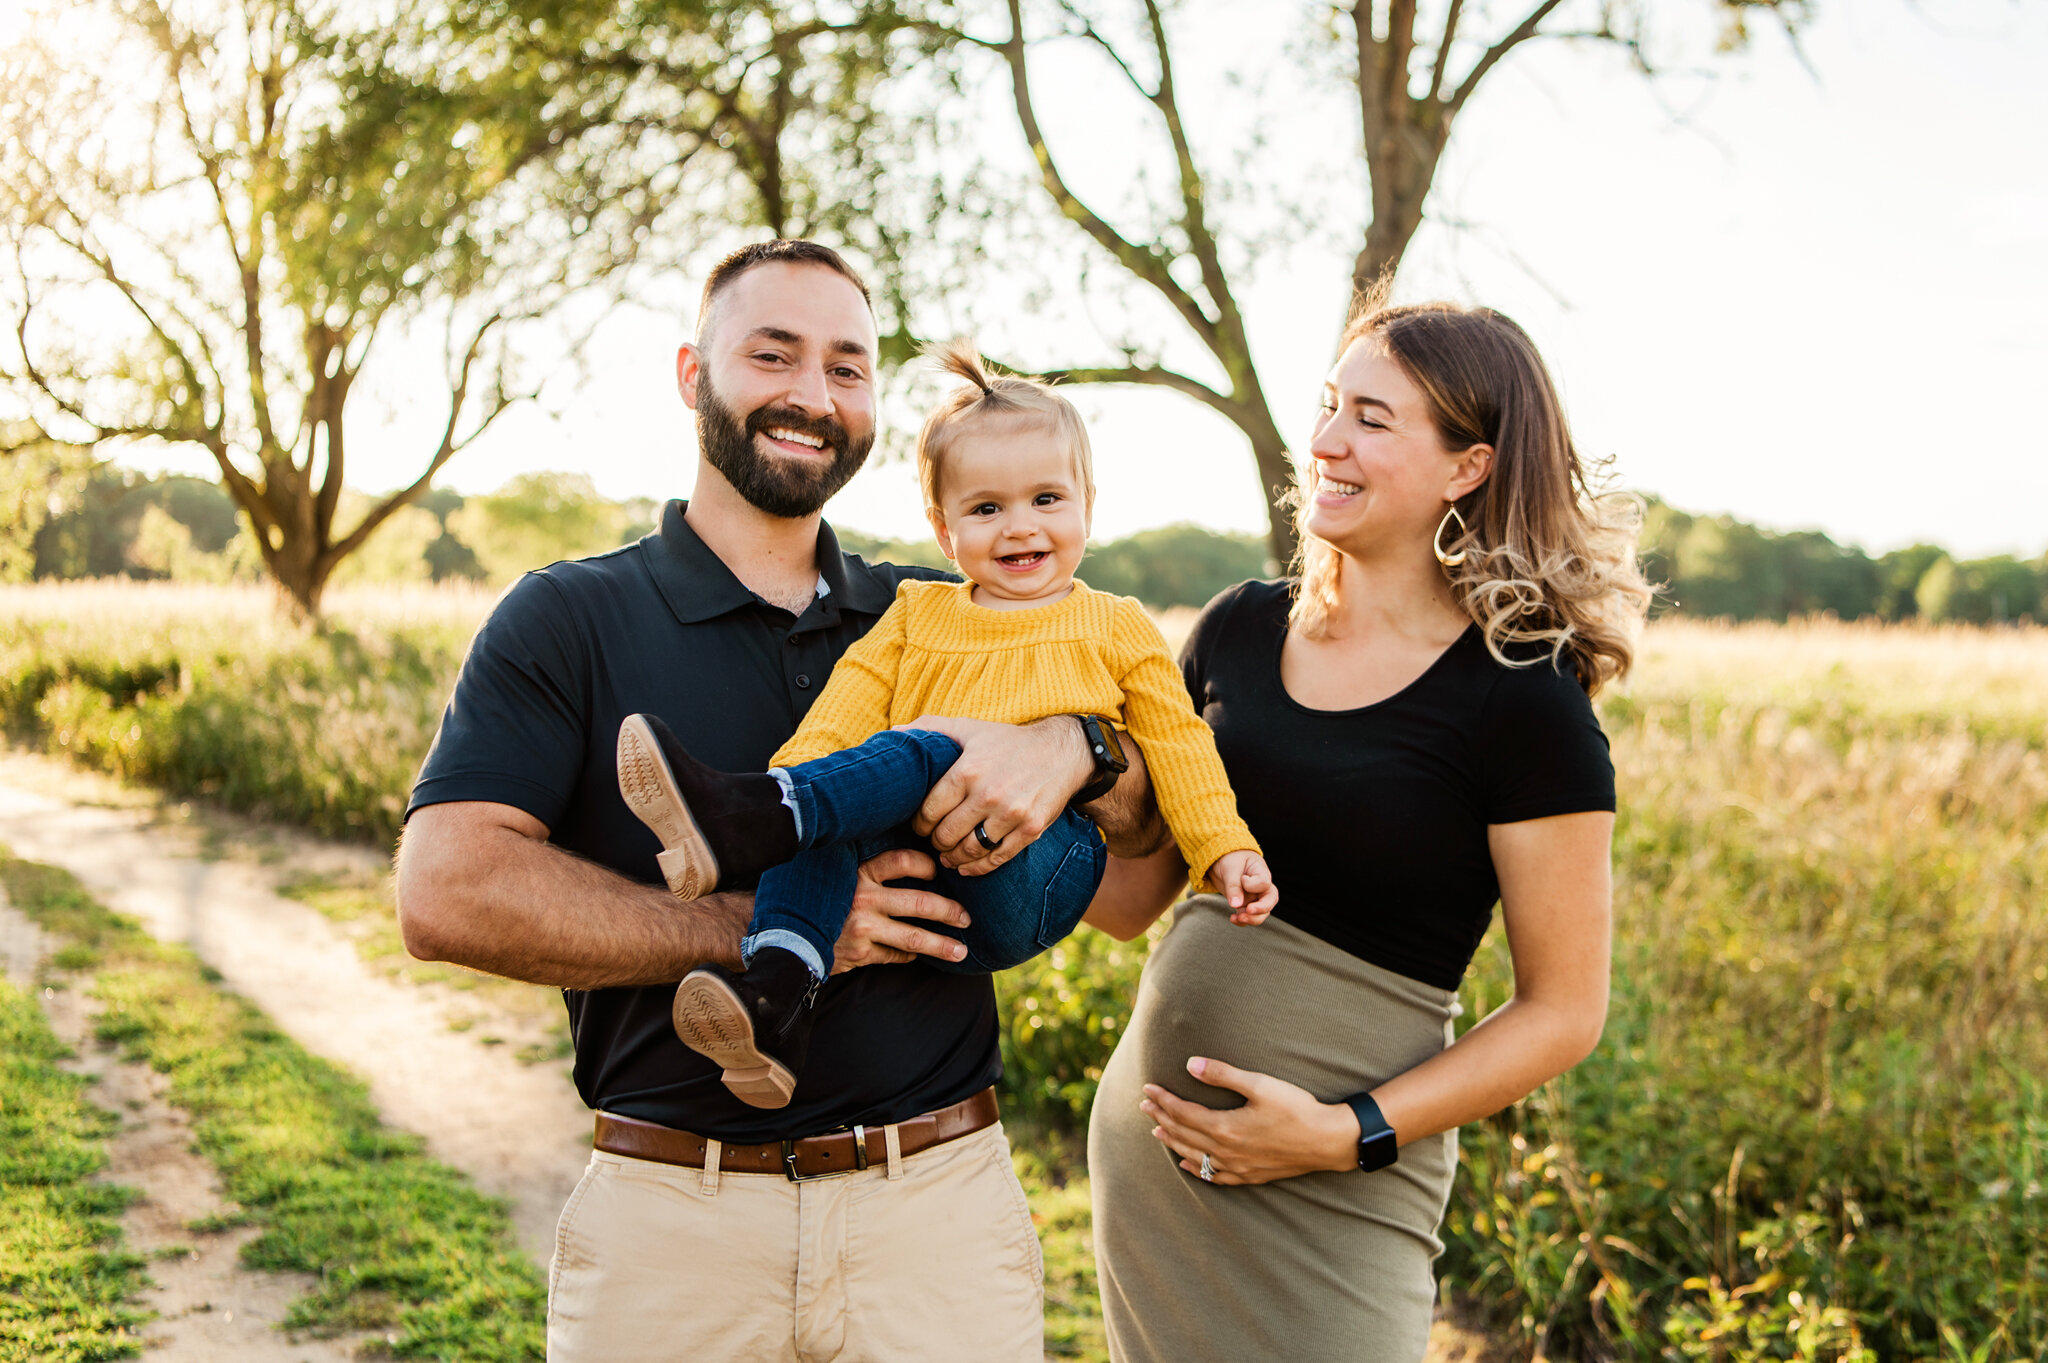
[767,768,803,844]
[741,929,825,981]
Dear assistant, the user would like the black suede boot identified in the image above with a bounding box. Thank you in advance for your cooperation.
[672,947,821,1109]
[616,713,799,898]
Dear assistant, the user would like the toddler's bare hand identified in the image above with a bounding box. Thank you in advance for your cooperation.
[1209,850,1277,925]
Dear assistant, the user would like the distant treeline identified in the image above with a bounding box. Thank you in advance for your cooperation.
[1639,500,2046,624]
[4,453,2042,622]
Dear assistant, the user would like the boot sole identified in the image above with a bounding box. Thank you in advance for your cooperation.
[617,715,722,899]
[673,972,797,1109]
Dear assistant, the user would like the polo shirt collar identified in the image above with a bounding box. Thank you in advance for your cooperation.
[815,520,900,616]
[647,499,900,625]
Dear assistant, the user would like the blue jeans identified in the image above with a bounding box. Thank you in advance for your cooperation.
[743,728,1108,979]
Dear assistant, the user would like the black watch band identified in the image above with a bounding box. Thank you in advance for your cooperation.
[1070,713,1129,806]
[1343,1093,1399,1172]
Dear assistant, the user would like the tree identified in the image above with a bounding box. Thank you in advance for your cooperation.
[1875,543,1947,620]
[1917,554,2042,625]
[390,0,955,363]
[1080,522,1268,609]
[0,423,96,582]
[0,0,645,618]
[924,0,1810,564]
[445,472,642,585]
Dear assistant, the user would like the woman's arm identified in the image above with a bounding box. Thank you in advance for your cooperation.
[1139,810,1613,1184]
[1081,839,1186,942]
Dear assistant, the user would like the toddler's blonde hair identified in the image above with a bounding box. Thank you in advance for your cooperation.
[917,339,1096,514]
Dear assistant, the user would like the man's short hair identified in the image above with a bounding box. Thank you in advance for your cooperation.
[698,240,874,345]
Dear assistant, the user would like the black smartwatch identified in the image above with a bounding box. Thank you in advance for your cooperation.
[1343,1092,1399,1172]
[1069,713,1130,806]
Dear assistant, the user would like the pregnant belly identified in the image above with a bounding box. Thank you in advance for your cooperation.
[1118,896,1456,1113]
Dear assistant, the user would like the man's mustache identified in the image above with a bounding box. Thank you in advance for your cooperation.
[746,406,848,456]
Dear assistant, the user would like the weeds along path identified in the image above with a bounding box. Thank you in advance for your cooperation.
[1,896,370,1362]
[0,750,590,1264]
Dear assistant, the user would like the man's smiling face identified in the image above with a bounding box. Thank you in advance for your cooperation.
[684,260,879,519]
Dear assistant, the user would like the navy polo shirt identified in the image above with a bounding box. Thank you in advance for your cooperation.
[407,500,998,1143]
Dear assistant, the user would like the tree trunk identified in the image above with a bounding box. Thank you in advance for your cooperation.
[265,535,329,624]
[1351,153,1429,310]
[1247,417,1298,572]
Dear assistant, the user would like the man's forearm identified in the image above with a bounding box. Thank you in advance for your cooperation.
[1079,727,1167,859]
[397,805,749,989]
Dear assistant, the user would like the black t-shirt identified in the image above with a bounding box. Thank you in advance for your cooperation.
[407,500,999,1143]
[1182,579,1615,989]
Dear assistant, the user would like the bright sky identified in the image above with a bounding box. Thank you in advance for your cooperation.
[30,0,2048,561]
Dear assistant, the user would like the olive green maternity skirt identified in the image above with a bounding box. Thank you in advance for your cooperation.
[1088,896,1461,1363]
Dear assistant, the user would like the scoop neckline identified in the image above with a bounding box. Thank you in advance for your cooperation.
[949,577,1088,618]
[1270,613,1477,717]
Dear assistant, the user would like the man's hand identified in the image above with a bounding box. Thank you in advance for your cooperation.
[1207,850,1277,925]
[832,846,974,973]
[894,714,1093,877]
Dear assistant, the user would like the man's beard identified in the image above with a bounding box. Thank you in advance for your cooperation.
[696,368,873,520]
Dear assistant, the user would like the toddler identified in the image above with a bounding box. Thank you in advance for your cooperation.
[617,341,1274,1109]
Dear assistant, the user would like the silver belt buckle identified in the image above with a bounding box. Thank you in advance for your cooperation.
[782,1123,868,1182]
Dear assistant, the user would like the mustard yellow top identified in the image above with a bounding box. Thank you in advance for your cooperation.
[772,579,1256,884]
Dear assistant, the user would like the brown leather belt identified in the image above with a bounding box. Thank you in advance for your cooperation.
[594,1087,1000,1182]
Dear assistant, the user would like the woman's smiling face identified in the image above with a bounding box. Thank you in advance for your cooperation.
[1304,338,1482,560]
[927,420,1091,608]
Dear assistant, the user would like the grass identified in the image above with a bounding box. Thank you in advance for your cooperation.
[1442,622,2048,1361]
[1011,1126,1107,1360]
[0,981,149,1363]
[0,851,547,1360]
[6,584,2047,1360]
[0,581,492,846]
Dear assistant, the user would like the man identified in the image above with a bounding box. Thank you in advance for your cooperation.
[396,239,1157,1362]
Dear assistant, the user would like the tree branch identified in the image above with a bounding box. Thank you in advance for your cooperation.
[994,0,1220,349]
[325,311,508,563]
[1387,0,1419,127]
[1057,3,1155,99]
[1138,0,1252,393]
[1447,0,1567,117]
[1427,0,1466,105]
[1033,360,1238,422]
[12,219,216,443]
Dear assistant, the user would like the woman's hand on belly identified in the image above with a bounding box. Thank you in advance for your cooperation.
[1139,1057,1362,1186]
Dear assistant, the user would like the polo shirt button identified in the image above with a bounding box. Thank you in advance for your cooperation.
[796,674,812,689]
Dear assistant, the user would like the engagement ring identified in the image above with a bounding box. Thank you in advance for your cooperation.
[1198,1153,1216,1182]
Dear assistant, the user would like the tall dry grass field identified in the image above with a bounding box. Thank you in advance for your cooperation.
[0,581,496,842]
[2,584,2043,1359]
[1444,620,2046,1359]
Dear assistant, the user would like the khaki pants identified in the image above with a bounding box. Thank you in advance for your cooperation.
[546,1122,1043,1362]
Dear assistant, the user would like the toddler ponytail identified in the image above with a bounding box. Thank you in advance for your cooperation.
[914,339,1096,516]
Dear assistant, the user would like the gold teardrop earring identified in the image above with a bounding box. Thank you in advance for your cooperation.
[1433,505,1469,568]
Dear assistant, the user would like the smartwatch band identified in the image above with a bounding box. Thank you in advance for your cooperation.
[1070,713,1128,806]
[1344,1092,1399,1172]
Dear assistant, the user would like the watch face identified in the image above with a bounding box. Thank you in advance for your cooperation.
[1081,715,1128,771]
[1357,1128,1399,1172]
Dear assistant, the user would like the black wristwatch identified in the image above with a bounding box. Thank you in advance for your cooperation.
[1343,1092,1399,1172]
[1069,713,1130,806]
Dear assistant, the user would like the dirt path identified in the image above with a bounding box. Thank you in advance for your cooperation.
[3,894,370,1362]
[0,751,591,1266]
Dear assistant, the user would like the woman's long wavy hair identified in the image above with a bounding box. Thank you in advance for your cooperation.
[1290,301,1652,696]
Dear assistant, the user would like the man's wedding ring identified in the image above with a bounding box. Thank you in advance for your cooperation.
[972,822,1001,852]
[1198,1153,1216,1182]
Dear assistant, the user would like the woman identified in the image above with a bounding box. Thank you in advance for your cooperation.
[1085,300,1652,1362]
